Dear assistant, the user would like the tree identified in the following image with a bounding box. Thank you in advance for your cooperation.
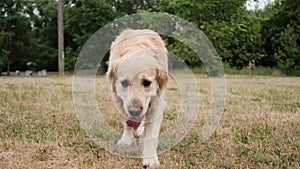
[275,25,300,74]
[1,0,299,75]
[58,0,64,75]
[261,0,300,75]
[0,0,33,72]
[156,0,264,69]
[64,0,116,71]
[107,0,157,14]
[29,0,58,71]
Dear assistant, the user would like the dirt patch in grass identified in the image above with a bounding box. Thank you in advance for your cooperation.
[0,75,299,168]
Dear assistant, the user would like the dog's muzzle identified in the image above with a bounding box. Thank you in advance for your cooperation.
[128,104,143,117]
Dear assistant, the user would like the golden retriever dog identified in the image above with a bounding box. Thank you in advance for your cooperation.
[107,29,168,168]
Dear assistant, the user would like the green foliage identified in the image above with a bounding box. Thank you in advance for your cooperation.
[275,25,300,75]
[0,49,10,72]
[107,0,157,14]
[0,0,299,76]
[64,0,116,71]
[0,0,33,72]
[157,0,264,69]
[261,0,300,75]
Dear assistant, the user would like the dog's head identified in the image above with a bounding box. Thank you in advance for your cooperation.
[107,51,168,120]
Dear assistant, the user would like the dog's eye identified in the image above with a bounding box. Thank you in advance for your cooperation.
[142,79,152,88]
[121,80,129,88]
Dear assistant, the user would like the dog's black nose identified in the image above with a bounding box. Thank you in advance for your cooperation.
[128,104,143,117]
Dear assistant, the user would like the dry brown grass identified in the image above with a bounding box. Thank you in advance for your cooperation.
[0,75,299,168]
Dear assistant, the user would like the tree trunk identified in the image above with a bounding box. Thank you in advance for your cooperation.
[58,0,64,75]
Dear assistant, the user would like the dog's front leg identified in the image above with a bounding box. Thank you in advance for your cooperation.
[118,122,134,145]
[142,114,163,169]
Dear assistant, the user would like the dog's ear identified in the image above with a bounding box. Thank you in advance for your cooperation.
[156,69,168,91]
[107,66,114,82]
[107,65,117,93]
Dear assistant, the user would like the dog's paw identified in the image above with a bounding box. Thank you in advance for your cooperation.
[142,156,160,169]
[117,135,133,146]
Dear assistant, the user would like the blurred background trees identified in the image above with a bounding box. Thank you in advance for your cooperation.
[0,0,299,75]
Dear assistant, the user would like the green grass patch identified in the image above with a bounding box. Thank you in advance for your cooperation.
[168,87,178,91]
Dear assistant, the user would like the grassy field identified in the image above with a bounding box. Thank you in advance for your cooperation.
[0,75,299,168]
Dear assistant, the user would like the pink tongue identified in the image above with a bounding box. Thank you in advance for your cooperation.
[126,117,142,130]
